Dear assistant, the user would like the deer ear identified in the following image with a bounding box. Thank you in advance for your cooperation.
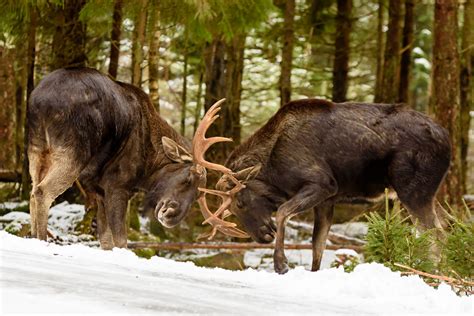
[234,164,262,182]
[216,164,262,191]
[162,137,193,163]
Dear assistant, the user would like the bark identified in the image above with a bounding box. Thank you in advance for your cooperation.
[108,0,123,79]
[21,5,38,198]
[332,0,353,103]
[51,0,87,69]
[376,0,402,103]
[193,71,204,135]
[279,0,295,107]
[180,47,188,136]
[203,36,227,162]
[398,0,415,103]
[131,0,149,87]
[431,0,462,204]
[374,0,385,102]
[223,35,246,154]
[148,3,160,111]
[460,0,473,192]
[0,46,16,171]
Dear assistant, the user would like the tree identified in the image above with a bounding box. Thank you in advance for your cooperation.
[332,0,353,102]
[278,0,295,107]
[376,0,402,103]
[131,0,148,87]
[108,0,123,79]
[398,0,415,103]
[148,0,160,111]
[431,0,462,204]
[51,0,87,69]
[460,0,473,192]
[374,0,385,102]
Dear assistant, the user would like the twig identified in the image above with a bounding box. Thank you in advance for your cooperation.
[394,263,474,286]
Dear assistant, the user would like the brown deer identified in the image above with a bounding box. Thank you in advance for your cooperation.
[199,99,451,274]
[27,68,242,249]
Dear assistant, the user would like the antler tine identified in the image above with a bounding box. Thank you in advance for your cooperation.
[192,98,233,174]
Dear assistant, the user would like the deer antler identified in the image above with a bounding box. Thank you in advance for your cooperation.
[193,99,250,240]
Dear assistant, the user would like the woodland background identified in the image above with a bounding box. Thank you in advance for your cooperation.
[0,0,473,222]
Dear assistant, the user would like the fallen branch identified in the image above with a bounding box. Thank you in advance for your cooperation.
[0,170,21,183]
[395,263,474,294]
[128,242,363,252]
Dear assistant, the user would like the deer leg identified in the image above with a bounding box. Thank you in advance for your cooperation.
[274,175,337,274]
[311,203,334,271]
[28,149,44,237]
[104,190,129,248]
[31,151,80,240]
[96,195,114,250]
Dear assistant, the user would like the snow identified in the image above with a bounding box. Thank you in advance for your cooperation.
[1,231,472,315]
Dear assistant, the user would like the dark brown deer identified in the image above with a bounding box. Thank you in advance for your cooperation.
[202,99,451,274]
[27,68,242,249]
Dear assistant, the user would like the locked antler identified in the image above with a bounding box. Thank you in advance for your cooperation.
[192,99,250,239]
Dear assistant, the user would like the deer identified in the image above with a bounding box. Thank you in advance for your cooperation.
[27,68,244,249]
[197,98,451,274]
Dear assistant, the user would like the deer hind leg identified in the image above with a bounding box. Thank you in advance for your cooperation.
[104,189,130,248]
[389,152,446,231]
[311,203,334,271]
[96,196,114,250]
[30,148,81,240]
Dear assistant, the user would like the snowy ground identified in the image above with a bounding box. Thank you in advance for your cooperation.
[1,232,472,315]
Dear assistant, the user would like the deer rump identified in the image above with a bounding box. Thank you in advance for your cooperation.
[221,99,451,274]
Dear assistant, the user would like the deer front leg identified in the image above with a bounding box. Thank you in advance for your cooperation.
[274,175,337,274]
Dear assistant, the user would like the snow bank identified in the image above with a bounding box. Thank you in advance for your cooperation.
[1,231,471,314]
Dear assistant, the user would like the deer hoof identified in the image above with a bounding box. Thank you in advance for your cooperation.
[274,254,289,274]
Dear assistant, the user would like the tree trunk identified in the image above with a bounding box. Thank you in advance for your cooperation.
[108,0,123,79]
[148,2,160,111]
[223,35,246,155]
[460,0,473,192]
[193,71,204,135]
[181,42,188,136]
[0,46,16,172]
[20,5,38,199]
[398,0,415,103]
[332,0,352,103]
[376,0,402,103]
[131,0,149,87]
[203,36,227,162]
[431,0,462,204]
[279,0,295,107]
[374,0,385,102]
[51,0,87,69]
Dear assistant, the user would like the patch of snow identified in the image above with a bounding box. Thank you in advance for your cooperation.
[1,232,471,314]
[331,222,368,239]
[415,57,431,70]
[0,211,29,222]
[335,248,359,258]
[47,202,85,234]
[0,201,28,210]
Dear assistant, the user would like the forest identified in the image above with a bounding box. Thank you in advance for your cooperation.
[0,0,473,311]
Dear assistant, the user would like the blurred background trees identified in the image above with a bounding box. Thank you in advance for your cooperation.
[0,0,472,207]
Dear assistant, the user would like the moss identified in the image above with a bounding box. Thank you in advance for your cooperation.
[133,248,156,259]
[187,252,245,270]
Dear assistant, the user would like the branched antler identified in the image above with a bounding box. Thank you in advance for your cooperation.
[193,99,250,240]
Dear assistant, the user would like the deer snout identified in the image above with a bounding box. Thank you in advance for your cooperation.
[155,200,182,227]
[258,225,275,243]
